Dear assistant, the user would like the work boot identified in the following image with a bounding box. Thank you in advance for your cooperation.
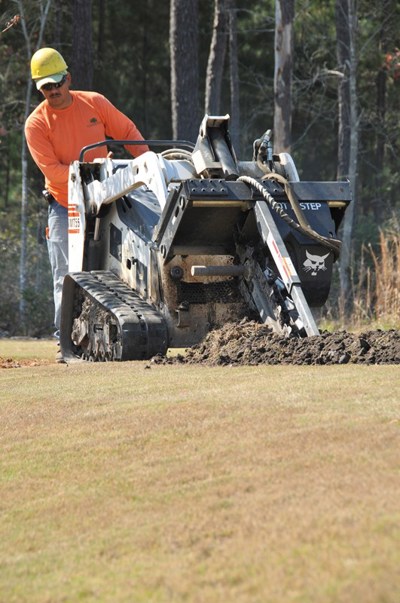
[56,344,66,364]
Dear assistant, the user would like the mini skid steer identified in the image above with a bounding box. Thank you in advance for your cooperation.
[60,115,351,361]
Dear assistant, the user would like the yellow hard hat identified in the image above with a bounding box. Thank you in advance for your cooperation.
[31,48,68,88]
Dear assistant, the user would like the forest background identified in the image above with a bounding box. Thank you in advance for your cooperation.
[0,0,399,337]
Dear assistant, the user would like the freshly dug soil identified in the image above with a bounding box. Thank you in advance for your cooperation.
[0,357,51,369]
[2,322,399,367]
[155,320,400,366]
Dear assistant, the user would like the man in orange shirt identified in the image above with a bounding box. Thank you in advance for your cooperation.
[25,48,149,362]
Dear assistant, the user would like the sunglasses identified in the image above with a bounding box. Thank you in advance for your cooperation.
[41,75,67,92]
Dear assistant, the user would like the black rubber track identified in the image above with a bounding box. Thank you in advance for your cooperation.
[60,271,168,361]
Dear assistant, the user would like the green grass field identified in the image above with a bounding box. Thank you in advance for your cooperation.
[1,339,399,602]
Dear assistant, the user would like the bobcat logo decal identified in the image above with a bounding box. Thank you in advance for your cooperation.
[303,250,329,276]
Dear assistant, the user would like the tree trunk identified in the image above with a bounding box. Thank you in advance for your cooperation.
[97,0,105,62]
[336,0,351,180]
[170,0,199,141]
[205,0,228,116]
[18,0,52,333]
[140,0,151,134]
[5,145,10,209]
[227,0,240,155]
[71,0,94,90]
[337,0,358,317]
[273,0,294,153]
[52,0,63,47]
[372,0,395,221]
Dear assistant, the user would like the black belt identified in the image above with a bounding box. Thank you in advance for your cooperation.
[42,189,56,204]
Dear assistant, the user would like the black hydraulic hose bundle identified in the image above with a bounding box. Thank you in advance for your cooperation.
[238,173,342,260]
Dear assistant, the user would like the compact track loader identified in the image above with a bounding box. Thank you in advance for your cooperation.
[60,115,351,361]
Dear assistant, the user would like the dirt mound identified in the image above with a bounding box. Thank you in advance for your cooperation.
[0,357,51,369]
[156,320,400,366]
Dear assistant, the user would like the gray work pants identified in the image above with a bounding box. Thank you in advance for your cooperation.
[47,201,68,335]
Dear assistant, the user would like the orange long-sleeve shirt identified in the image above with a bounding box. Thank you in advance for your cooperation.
[25,91,149,207]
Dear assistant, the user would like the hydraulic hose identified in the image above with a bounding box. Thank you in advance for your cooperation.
[160,148,193,161]
[238,173,342,259]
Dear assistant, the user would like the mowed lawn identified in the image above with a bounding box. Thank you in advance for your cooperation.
[0,340,399,603]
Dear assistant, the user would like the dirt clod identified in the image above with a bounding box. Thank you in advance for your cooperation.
[0,356,50,369]
[155,320,400,366]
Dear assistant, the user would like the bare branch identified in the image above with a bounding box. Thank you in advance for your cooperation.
[0,14,20,35]
[16,0,52,56]
[321,69,345,78]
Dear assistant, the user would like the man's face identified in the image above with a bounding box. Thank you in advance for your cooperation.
[40,73,72,109]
